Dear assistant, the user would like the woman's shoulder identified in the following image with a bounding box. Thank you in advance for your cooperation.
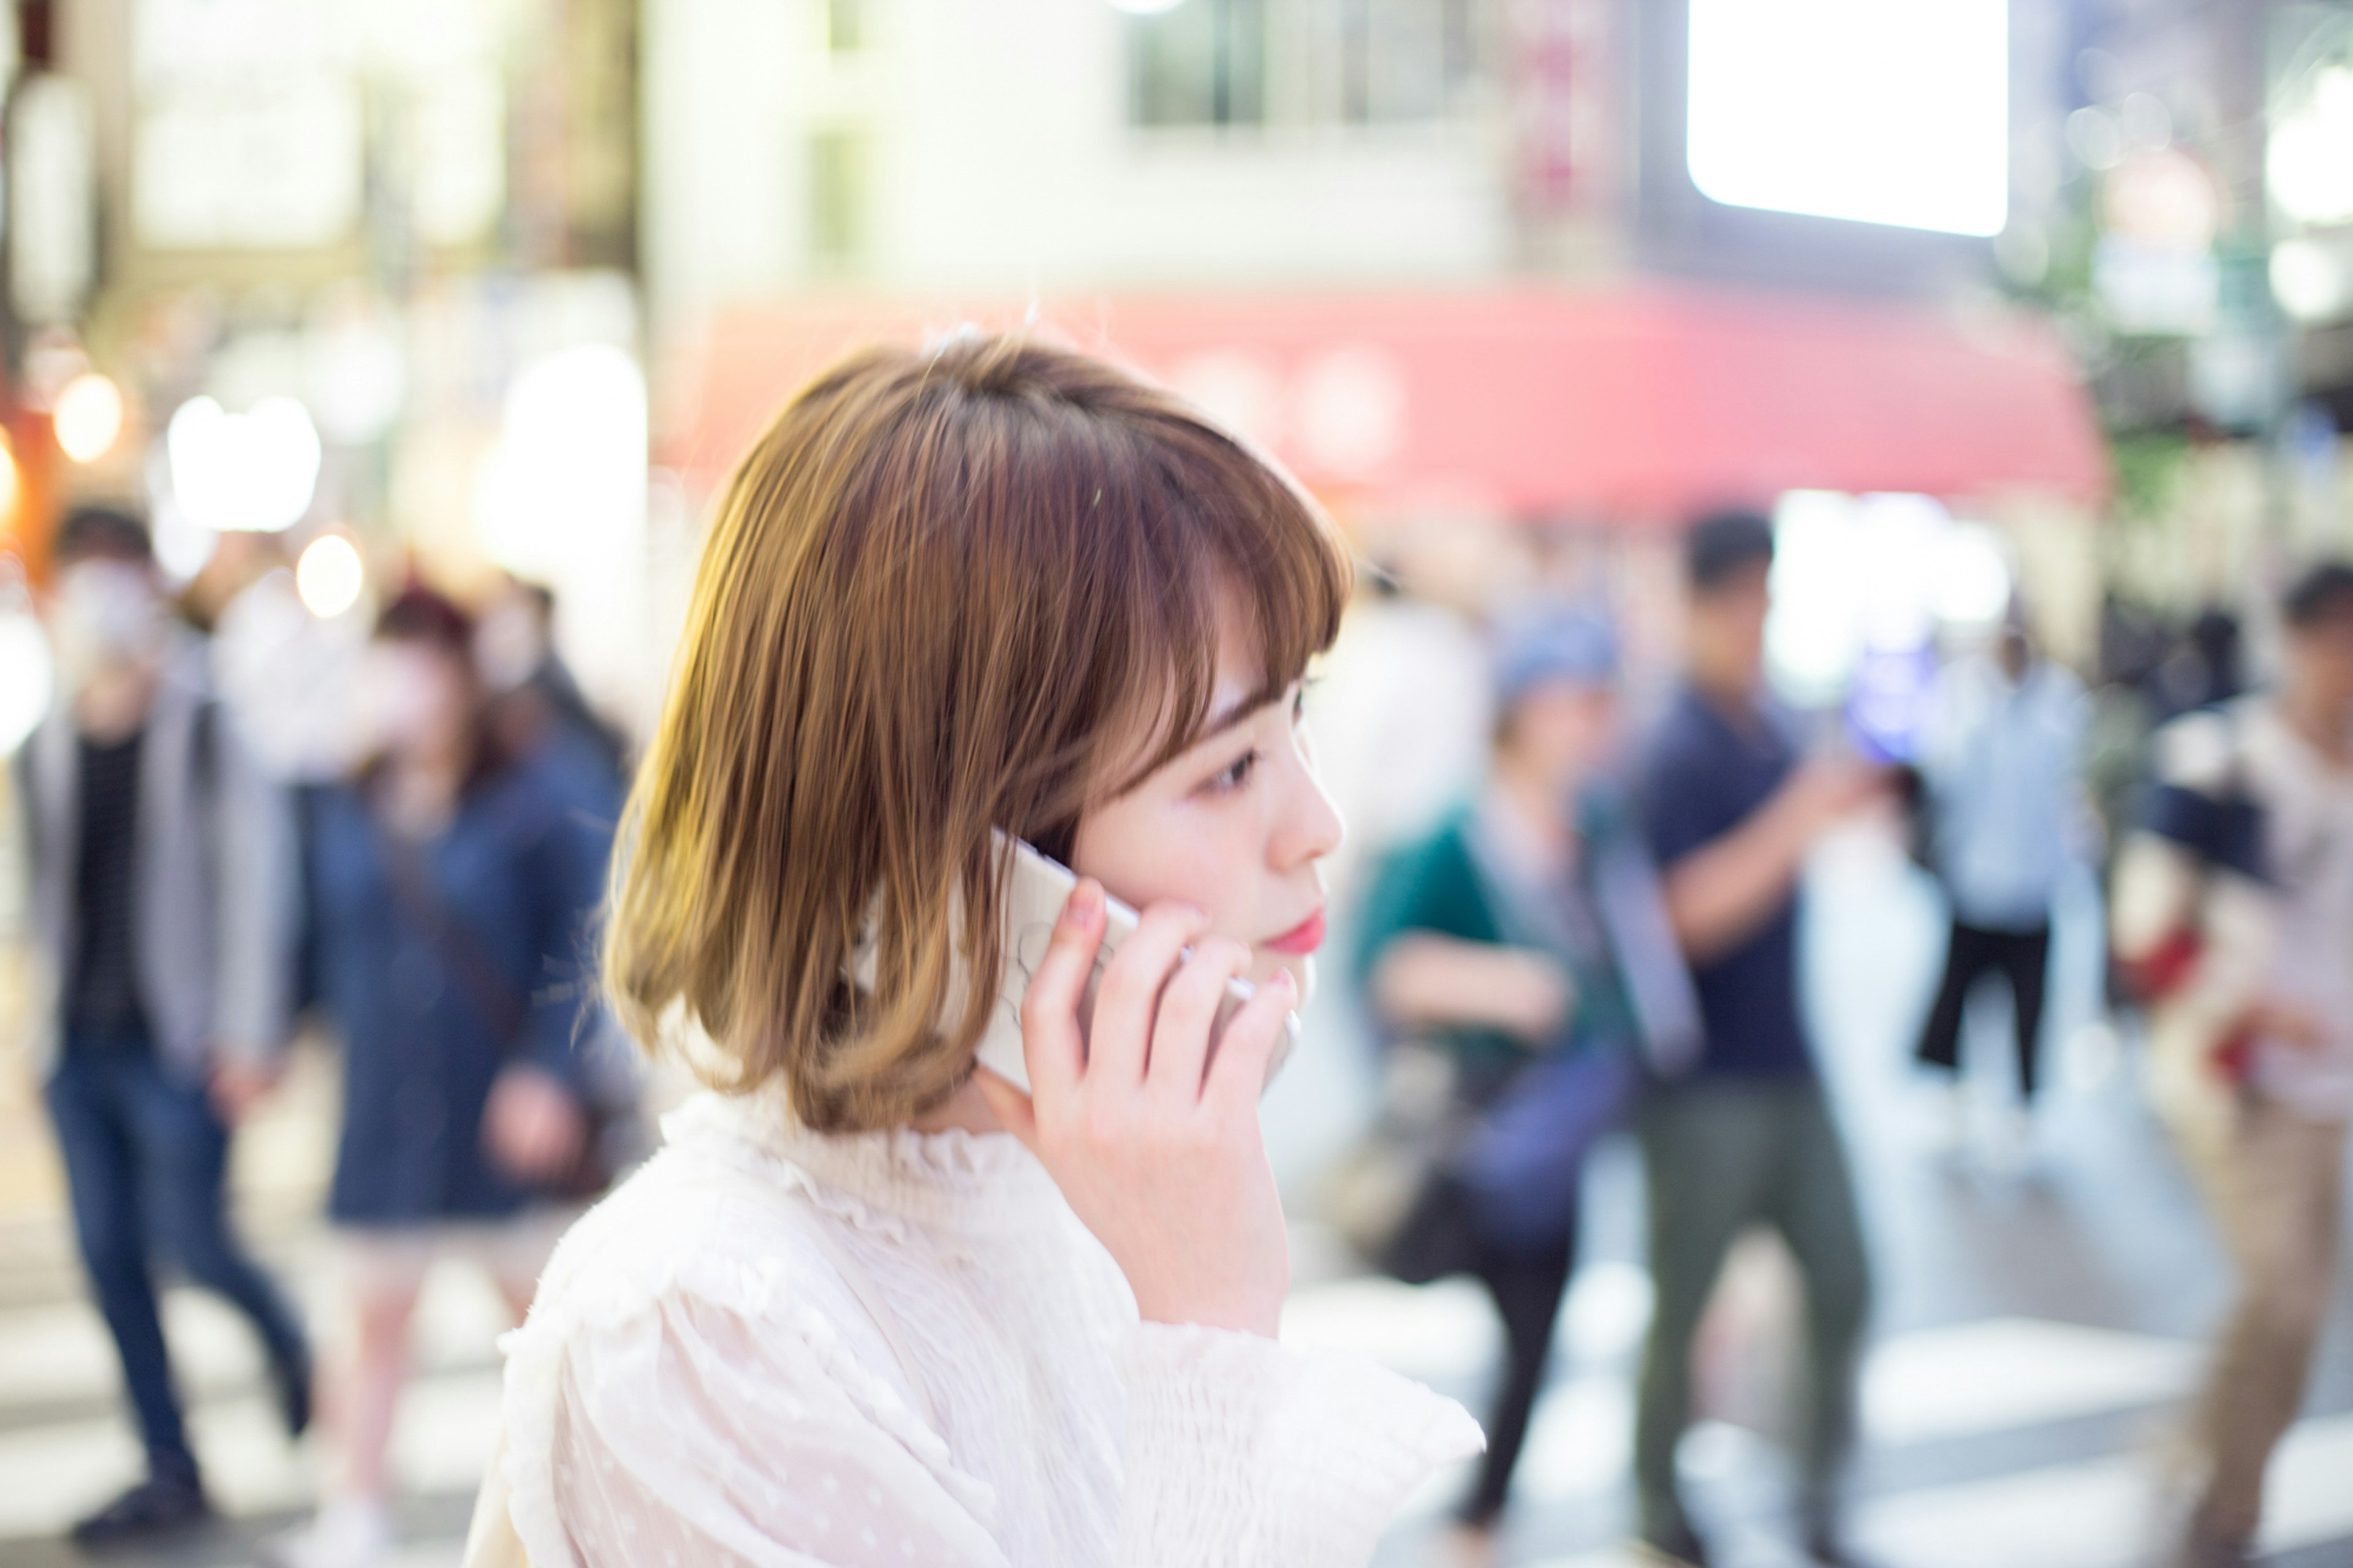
[495,1097,1008,1566]
[525,1097,850,1332]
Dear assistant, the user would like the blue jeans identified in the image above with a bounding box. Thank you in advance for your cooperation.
[45,1033,309,1475]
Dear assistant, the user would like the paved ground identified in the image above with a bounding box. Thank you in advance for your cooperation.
[2,833,2350,1567]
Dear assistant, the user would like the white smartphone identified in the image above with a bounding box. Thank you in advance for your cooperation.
[847,834,1298,1095]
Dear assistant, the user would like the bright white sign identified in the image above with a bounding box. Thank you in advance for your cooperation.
[1687,0,2009,237]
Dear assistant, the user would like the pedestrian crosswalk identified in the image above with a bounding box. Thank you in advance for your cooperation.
[6,1246,2351,1567]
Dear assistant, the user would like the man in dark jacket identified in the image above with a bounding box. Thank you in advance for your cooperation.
[1632,512,1884,1567]
[12,505,311,1543]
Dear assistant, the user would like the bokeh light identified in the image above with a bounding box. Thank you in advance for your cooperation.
[295,532,366,618]
[166,395,323,533]
[0,431,21,526]
[0,609,51,752]
[52,372,124,463]
[2269,66,2353,227]
[2272,238,2347,324]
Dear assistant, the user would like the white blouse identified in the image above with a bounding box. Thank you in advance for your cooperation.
[480,1091,1483,1568]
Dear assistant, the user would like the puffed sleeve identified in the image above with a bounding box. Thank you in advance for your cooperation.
[1114,1322,1485,1568]
[542,1294,1009,1568]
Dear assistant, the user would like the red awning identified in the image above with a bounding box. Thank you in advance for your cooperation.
[656,286,2110,520]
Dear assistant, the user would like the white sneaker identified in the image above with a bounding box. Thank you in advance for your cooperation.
[1980,1100,2034,1176]
[1922,1078,1971,1159]
[263,1500,394,1568]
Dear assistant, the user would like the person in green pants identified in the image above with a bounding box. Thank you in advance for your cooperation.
[1631,512,1888,1568]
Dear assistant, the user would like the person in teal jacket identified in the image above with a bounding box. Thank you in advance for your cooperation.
[1357,605,1696,1564]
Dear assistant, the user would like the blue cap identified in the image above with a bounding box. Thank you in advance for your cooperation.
[1491,603,1620,706]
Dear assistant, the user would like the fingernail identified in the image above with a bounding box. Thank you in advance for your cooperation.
[1069,880,1104,925]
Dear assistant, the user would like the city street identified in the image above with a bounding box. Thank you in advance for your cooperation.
[3,835,2351,1568]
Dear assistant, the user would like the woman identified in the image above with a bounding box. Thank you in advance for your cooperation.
[275,588,618,1568]
[1356,606,1694,1564]
[467,336,1481,1567]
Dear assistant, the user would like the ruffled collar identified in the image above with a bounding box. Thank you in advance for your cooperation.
[662,1088,1067,1241]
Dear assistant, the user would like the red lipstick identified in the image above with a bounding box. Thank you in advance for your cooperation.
[1264,908,1327,956]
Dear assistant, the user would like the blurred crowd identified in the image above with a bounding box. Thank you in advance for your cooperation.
[5,502,638,1564]
[5,490,2353,1568]
[1327,511,2353,1568]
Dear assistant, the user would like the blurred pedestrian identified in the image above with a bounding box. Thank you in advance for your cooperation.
[2112,562,2353,1568]
[1631,511,1882,1568]
[11,503,311,1544]
[474,574,630,792]
[1911,604,2090,1165]
[268,587,618,1568]
[1357,606,1698,1566]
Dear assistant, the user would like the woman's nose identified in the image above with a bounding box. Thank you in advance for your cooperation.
[1274,752,1346,871]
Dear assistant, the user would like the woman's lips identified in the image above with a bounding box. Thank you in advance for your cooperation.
[1264,908,1327,956]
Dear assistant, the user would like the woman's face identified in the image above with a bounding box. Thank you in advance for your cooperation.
[1502,678,1620,790]
[1070,606,1344,1002]
[360,639,474,760]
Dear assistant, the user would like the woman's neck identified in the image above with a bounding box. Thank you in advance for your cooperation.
[909,1074,1007,1135]
[1491,750,1577,863]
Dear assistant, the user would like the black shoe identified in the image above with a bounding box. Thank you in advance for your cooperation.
[1635,1524,1712,1567]
[270,1342,314,1439]
[69,1469,213,1547]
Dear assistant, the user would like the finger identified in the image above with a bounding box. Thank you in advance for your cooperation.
[1147,937,1252,1102]
[974,1067,1041,1148]
[1018,879,1107,1099]
[1092,900,1211,1089]
[1202,968,1298,1116]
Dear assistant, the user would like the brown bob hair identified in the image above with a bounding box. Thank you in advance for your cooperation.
[604,332,1352,1131]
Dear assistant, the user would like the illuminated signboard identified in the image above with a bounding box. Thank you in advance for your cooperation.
[1686,0,2008,237]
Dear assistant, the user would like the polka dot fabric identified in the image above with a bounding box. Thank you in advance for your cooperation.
[472,1093,1481,1567]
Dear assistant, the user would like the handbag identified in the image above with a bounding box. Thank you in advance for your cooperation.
[1451,1040,1639,1252]
[1317,1040,1472,1281]
[369,819,618,1200]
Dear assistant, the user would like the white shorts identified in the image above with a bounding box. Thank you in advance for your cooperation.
[336,1208,578,1303]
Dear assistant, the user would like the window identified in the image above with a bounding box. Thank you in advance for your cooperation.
[809,127,867,270]
[1128,0,1486,129]
[826,0,865,52]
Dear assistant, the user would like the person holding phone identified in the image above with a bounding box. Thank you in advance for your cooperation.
[464,335,1480,1568]
[1632,512,1885,1568]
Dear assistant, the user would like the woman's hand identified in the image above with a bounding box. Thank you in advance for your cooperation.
[1371,936,1574,1047]
[484,1063,589,1183]
[975,879,1297,1339]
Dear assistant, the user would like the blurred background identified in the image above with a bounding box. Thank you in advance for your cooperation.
[1,0,2351,1564]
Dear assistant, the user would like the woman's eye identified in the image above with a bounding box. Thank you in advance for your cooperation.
[1211,751,1260,792]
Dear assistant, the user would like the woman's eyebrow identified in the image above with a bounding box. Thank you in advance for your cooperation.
[1195,681,1293,744]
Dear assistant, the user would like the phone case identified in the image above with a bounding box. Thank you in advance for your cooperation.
[847,835,1297,1094]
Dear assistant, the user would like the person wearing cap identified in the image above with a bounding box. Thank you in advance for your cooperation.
[10,504,313,1542]
[1631,511,1884,1568]
[1357,603,1697,1564]
[2112,562,2353,1568]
